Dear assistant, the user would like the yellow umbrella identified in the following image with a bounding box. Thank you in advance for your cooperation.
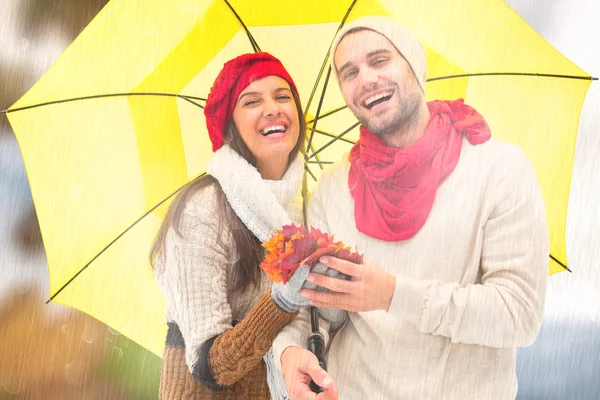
[4,0,596,357]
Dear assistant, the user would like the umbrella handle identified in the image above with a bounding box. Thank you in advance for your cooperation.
[308,306,327,393]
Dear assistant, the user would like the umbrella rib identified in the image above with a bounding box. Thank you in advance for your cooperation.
[550,254,571,272]
[303,0,357,117]
[223,0,261,52]
[179,96,205,109]
[307,105,348,124]
[46,173,207,304]
[310,128,356,145]
[5,93,206,113]
[42,176,570,304]
[301,72,599,125]
[309,121,360,160]
[305,165,317,182]
[308,160,334,165]
[427,73,598,82]
[306,66,333,171]
[6,74,594,115]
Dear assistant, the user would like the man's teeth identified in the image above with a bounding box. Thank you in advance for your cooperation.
[261,125,286,135]
[364,91,393,108]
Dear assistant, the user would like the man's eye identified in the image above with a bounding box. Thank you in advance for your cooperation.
[374,58,388,65]
[344,70,357,79]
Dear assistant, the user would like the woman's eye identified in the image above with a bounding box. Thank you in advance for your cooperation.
[244,100,259,106]
[276,95,291,101]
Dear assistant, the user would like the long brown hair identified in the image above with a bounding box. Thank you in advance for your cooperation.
[150,88,306,295]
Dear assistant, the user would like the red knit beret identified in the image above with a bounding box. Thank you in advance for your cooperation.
[204,52,298,152]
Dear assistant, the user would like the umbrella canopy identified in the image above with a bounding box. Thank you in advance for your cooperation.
[5,0,595,356]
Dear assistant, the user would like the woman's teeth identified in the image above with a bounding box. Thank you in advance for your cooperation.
[260,125,286,136]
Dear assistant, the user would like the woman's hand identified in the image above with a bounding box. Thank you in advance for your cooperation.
[271,265,312,313]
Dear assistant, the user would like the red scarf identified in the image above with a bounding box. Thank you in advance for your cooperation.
[348,99,491,241]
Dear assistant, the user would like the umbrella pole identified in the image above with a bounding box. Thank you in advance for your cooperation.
[302,155,326,393]
[307,306,327,393]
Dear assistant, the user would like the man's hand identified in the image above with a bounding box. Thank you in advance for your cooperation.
[301,256,396,312]
[281,346,338,400]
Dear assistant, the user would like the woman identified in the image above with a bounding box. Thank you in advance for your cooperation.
[151,52,311,399]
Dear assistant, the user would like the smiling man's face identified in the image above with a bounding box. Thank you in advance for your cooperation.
[334,29,423,137]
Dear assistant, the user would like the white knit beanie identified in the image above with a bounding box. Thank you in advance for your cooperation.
[330,16,427,93]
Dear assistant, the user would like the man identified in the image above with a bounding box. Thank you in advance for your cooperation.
[271,16,549,400]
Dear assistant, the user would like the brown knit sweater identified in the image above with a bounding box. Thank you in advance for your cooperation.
[159,291,297,399]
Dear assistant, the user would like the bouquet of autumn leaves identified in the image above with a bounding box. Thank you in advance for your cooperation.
[260,223,363,284]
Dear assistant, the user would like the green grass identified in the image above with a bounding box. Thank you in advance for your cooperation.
[101,333,162,399]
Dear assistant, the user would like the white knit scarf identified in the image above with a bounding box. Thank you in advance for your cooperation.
[205,145,304,242]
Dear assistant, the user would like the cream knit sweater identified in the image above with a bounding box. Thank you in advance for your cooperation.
[272,138,549,400]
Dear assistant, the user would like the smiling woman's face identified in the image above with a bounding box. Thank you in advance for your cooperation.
[232,75,300,170]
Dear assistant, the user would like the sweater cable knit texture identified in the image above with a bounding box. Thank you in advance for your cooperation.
[155,145,304,399]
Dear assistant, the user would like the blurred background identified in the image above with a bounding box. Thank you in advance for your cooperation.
[0,0,598,399]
